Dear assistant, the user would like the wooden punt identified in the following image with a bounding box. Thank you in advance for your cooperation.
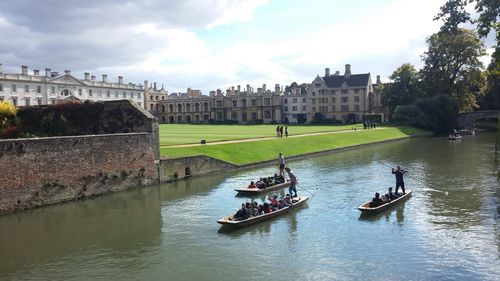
[357,190,412,214]
[448,135,462,140]
[234,181,291,194]
[217,196,309,227]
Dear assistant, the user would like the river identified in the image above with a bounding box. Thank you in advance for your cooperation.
[0,133,498,280]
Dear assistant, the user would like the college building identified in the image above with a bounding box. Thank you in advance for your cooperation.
[0,64,144,107]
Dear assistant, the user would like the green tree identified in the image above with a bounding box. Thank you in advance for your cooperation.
[381,63,422,114]
[478,37,500,109]
[421,29,486,112]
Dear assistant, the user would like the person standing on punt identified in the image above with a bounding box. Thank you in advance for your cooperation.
[392,165,406,195]
[285,167,298,198]
[278,152,285,176]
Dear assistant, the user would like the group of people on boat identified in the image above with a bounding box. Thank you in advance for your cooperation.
[247,173,286,189]
[369,165,407,208]
[232,194,295,221]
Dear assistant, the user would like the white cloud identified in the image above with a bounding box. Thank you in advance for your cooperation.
[206,0,270,29]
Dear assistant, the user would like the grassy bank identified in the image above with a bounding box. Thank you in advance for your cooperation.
[160,127,426,165]
[159,124,365,146]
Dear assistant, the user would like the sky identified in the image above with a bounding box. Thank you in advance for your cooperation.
[0,0,495,94]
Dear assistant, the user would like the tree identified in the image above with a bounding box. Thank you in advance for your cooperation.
[436,0,499,38]
[0,101,17,132]
[478,38,500,109]
[381,63,422,114]
[421,29,486,112]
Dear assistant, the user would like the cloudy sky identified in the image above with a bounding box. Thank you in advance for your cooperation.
[0,0,495,93]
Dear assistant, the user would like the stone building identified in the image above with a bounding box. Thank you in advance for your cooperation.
[306,64,376,123]
[156,84,284,124]
[283,82,309,123]
[0,64,144,107]
[144,81,169,117]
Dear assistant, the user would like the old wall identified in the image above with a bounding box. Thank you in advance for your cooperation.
[0,133,156,214]
[158,156,237,182]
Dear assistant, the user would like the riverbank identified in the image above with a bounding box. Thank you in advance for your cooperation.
[160,126,428,165]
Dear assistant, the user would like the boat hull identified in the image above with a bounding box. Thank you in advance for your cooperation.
[217,196,309,227]
[234,181,291,194]
[357,190,412,214]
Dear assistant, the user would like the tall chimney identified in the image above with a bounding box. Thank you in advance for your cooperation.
[64,70,70,75]
[91,75,96,81]
[275,84,280,93]
[263,84,267,92]
[118,76,123,84]
[334,71,340,76]
[325,68,330,77]
[33,69,39,76]
[102,74,107,83]
[237,85,241,93]
[344,64,351,79]
[84,72,90,80]
[0,63,3,74]
[45,68,51,77]
[376,75,381,84]
[154,82,157,90]
[21,65,28,75]
[246,84,250,93]
[144,80,148,89]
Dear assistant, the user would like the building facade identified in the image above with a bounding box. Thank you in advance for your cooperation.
[0,64,144,107]
[144,81,169,117]
[156,84,284,124]
[283,82,309,123]
[306,64,375,123]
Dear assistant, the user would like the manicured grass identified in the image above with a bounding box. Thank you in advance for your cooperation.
[159,124,365,146]
[160,127,426,165]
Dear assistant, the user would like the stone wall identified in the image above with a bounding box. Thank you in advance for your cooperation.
[158,155,237,182]
[0,133,156,214]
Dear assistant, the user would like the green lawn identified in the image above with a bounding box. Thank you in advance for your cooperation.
[160,127,426,165]
[159,124,365,146]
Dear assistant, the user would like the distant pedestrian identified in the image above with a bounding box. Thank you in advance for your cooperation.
[276,125,280,137]
[285,167,297,197]
[363,122,367,130]
[278,152,286,176]
[285,126,288,137]
[280,126,284,138]
[374,122,377,129]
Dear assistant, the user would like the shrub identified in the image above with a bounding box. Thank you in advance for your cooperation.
[0,101,18,132]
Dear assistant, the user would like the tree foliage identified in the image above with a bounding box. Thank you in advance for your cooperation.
[436,0,499,38]
[421,29,486,112]
[381,63,422,114]
[0,101,17,132]
[478,37,500,109]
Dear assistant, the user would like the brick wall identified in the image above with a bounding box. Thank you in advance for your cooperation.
[158,155,237,182]
[0,133,156,214]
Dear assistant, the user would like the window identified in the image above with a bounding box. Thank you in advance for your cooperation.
[25,85,29,93]
[242,113,247,122]
[354,96,360,102]
[217,112,223,120]
[25,98,30,106]
[320,106,328,112]
[0,83,3,92]
[341,97,348,103]
[150,95,154,100]
[251,99,257,106]
[51,87,55,95]
[36,85,41,94]
[303,98,306,103]
[293,98,297,103]
[217,100,223,107]
[354,105,360,111]
[312,99,316,104]
[130,92,134,99]
[122,92,126,98]
[302,105,306,111]
[284,106,288,112]
[264,111,271,119]
[156,96,159,101]
[12,84,17,93]
[292,106,298,111]
[332,97,336,103]
[51,99,55,105]
[354,89,359,93]
[107,90,110,98]
[150,104,154,110]
[37,99,42,105]
[98,90,102,98]
[12,97,17,106]
[232,100,237,107]
[251,112,257,120]
[312,107,316,112]
[284,99,288,104]
[312,92,315,96]
[341,105,349,112]
[161,96,164,100]
[79,89,82,96]
[341,89,348,94]
[115,91,119,98]
[231,112,237,120]
[137,93,141,99]
[241,99,246,107]
[264,98,270,106]
[89,89,93,97]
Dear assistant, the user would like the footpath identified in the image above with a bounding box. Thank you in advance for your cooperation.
[162,128,387,148]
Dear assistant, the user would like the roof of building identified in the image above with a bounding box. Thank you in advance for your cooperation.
[322,73,370,88]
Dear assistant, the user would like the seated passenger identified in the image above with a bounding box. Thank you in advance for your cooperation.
[282,194,293,207]
[262,202,272,213]
[388,187,397,199]
[268,194,280,210]
[256,179,266,189]
[246,202,255,216]
[233,203,249,220]
[248,181,257,189]
[370,192,385,207]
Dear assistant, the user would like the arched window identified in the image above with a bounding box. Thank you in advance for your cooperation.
[186,104,191,112]
[162,105,166,112]
[195,103,200,112]
[177,104,182,112]
[241,99,247,107]
[204,102,209,111]
[150,95,154,100]
[169,104,174,113]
